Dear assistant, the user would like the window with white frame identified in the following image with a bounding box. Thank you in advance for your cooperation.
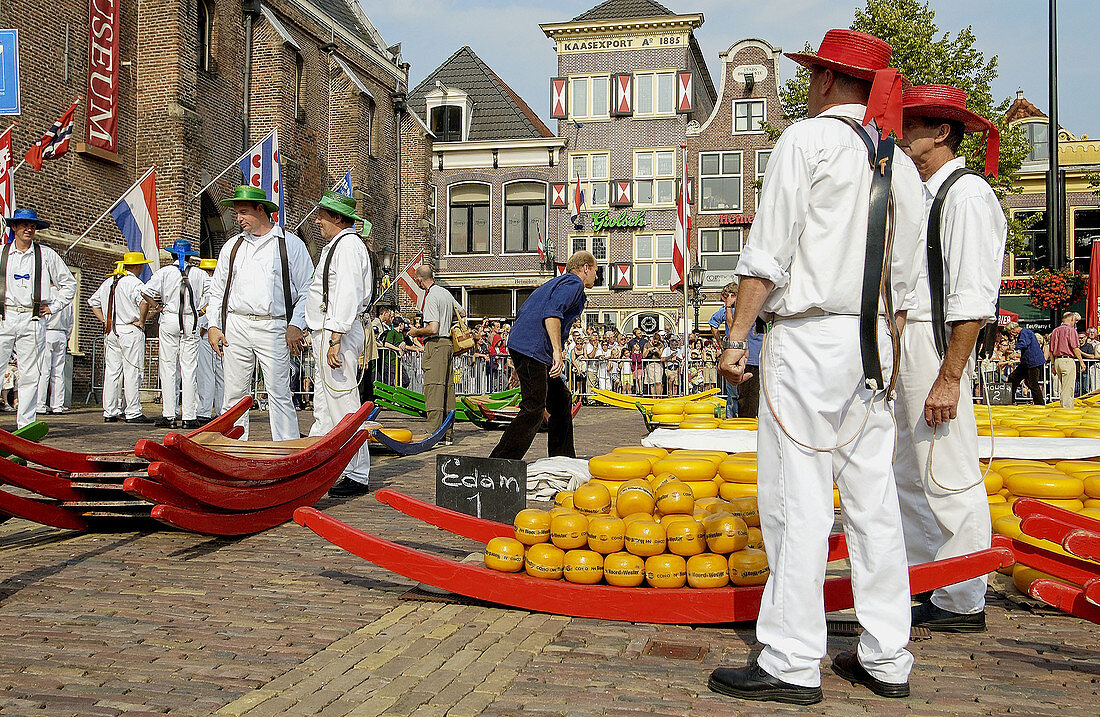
[699,151,742,213]
[197,0,215,72]
[699,228,742,271]
[504,182,547,253]
[734,99,765,133]
[569,75,609,120]
[633,233,674,288]
[634,149,676,206]
[569,152,609,207]
[634,71,676,117]
[571,235,608,288]
[754,150,771,205]
[448,183,490,254]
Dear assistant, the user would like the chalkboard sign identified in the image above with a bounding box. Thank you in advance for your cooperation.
[436,454,527,524]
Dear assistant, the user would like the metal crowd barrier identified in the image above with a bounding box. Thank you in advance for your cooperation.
[976,357,1100,404]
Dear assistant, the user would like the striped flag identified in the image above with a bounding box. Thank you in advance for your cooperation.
[335,170,353,198]
[110,167,159,281]
[536,221,545,262]
[0,125,14,242]
[670,149,689,291]
[24,99,80,171]
[570,174,584,228]
[396,249,427,310]
[239,130,284,225]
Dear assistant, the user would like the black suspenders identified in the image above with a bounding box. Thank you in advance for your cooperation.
[927,167,982,358]
[220,231,294,332]
[0,243,44,320]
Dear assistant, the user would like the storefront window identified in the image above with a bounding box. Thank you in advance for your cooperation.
[1013,210,1047,275]
[449,183,490,254]
[699,151,742,212]
[504,182,547,253]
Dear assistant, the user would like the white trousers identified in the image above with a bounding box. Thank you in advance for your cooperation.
[103,325,145,419]
[0,312,44,428]
[158,316,200,421]
[37,329,68,411]
[894,321,990,614]
[196,332,224,418]
[310,322,370,484]
[751,315,913,688]
[221,313,298,441]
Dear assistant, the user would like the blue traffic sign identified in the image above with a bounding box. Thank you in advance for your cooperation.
[0,30,21,115]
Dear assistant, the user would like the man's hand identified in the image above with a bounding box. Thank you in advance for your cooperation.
[923,375,960,427]
[208,327,228,357]
[549,349,564,378]
[39,304,52,316]
[286,325,305,356]
[717,347,752,385]
[327,340,343,369]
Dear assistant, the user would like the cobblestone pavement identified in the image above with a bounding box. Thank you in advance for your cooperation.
[0,404,1098,716]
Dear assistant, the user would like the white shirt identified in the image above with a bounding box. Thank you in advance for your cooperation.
[2,242,77,314]
[142,264,209,332]
[43,286,73,333]
[735,104,925,318]
[88,273,147,329]
[908,156,1007,323]
[305,228,372,333]
[206,227,314,330]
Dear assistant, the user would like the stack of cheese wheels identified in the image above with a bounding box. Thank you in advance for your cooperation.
[484,484,769,589]
[977,404,1100,437]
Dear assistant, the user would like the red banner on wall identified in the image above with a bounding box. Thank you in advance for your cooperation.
[85,0,119,153]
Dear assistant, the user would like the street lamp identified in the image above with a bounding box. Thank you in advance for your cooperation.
[687,264,706,332]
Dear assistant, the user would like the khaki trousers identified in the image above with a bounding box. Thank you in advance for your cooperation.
[422,338,455,438]
[1052,357,1077,408]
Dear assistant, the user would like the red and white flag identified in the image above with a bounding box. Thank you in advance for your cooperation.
[670,149,689,290]
[396,249,428,310]
[536,222,546,262]
[570,174,585,227]
[0,124,15,241]
[25,99,80,171]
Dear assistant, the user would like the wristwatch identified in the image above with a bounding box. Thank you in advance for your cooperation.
[329,337,342,347]
[722,339,748,351]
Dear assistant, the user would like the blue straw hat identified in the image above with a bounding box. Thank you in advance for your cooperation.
[165,240,200,257]
[3,208,51,229]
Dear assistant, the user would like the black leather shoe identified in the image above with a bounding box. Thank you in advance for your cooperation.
[126,415,154,424]
[195,416,212,424]
[708,664,823,705]
[154,417,176,428]
[182,419,205,429]
[328,476,371,498]
[104,415,120,423]
[912,601,986,633]
[831,652,909,698]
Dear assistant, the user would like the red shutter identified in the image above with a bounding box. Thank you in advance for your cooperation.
[550,77,568,120]
[551,183,567,207]
[611,180,632,207]
[677,71,693,113]
[613,74,633,116]
[611,264,633,290]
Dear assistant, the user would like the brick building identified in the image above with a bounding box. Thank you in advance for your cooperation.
[2,0,414,397]
[685,37,788,329]
[407,46,566,317]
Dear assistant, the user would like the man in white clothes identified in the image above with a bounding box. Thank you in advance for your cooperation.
[206,185,314,441]
[0,208,77,427]
[195,257,223,421]
[710,29,925,705]
[37,284,74,414]
[88,253,154,423]
[893,85,1007,633]
[142,240,209,428]
[305,191,374,498]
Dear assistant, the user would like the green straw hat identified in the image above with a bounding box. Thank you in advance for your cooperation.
[220,185,279,213]
[315,190,365,223]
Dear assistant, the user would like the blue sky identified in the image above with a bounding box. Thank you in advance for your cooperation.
[361,0,1098,135]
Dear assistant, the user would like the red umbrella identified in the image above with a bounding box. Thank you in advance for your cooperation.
[1087,238,1100,329]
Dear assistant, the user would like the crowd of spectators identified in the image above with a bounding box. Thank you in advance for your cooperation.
[983,317,1100,404]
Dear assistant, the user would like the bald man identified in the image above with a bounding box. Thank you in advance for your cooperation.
[408,266,456,444]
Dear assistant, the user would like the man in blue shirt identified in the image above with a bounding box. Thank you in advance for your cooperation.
[709,282,764,418]
[489,251,596,460]
[1006,322,1046,404]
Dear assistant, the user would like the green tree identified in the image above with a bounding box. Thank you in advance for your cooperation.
[774,0,1032,253]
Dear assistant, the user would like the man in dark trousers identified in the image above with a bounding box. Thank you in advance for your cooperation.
[1006,321,1046,404]
[489,251,596,460]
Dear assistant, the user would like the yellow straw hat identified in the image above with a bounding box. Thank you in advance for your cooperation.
[120,251,152,266]
[198,258,217,270]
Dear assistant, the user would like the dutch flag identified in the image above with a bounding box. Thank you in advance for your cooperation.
[335,171,353,198]
[110,167,160,281]
[239,130,284,226]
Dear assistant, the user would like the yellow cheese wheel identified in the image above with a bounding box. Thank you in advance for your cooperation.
[652,413,684,425]
[525,543,565,579]
[645,554,688,588]
[573,482,612,515]
[1009,496,1084,512]
[378,427,413,443]
[624,520,667,557]
[987,494,1007,504]
[719,482,757,500]
[654,481,695,515]
[670,449,728,462]
[989,458,1044,471]
[513,509,551,545]
[589,453,653,481]
[1058,459,1100,475]
[549,512,589,550]
[717,458,758,483]
[652,457,719,482]
[1018,427,1066,438]
[654,400,687,414]
[586,515,626,554]
[983,470,1003,495]
[1080,475,1100,499]
[1085,499,1100,509]
[992,515,1022,539]
[725,497,760,527]
[746,526,764,550]
[978,426,1020,437]
[997,463,1060,478]
[685,401,718,415]
[611,446,669,459]
[1012,564,1080,594]
[484,537,525,572]
[621,511,654,528]
[1069,429,1100,438]
[650,471,680,492]
[720,418,758,430]
[988,502,1014,524]
[728,548,770,585]
[1004,473,1085,500]
[687,553,730,588]
[602,552,645,587]
[695,497,727,513]
[665,519,707,557]
[659,513,696,528]
[548,506,576,519]
[1079,508,1100,521]
[589,479,626,497]
[616,479,656,516]
[703,511,750,554]
[563,549,604,584]
[554,491,574,510]
[998,488,1011,498]
[684,480,719,499]
[679,417,720,430]
[834,488,841,510]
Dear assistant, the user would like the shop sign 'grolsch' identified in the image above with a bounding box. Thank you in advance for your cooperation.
[86,0,120,153]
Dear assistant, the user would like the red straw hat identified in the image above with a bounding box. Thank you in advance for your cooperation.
[786,29,905,139]
[903,84,1001,177]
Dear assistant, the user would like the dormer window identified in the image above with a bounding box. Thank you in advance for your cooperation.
[1022,120,1049,163]
[431,105,463,142]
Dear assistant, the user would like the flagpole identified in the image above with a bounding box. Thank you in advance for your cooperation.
[681,144,690,397]
[292,168,354,232]
[190,128,276,204]
[64,166,156,255]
